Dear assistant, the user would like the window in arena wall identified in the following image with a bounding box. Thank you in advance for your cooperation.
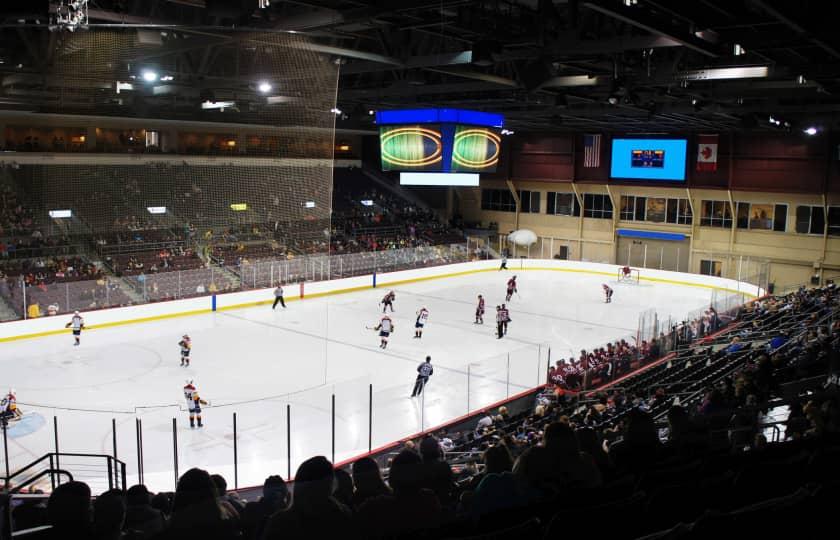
[645,197,667,223]
[795,205,828,235]
[518,190,541,213]
[828,207,840,236]
[547,192,580,217]
[583,193,613,219]
[700,259,722,277]
[736,202,787,231]
[619,196,646,221]
[700,200,732,228]
[481,189,516,212]
[668,198,693,225]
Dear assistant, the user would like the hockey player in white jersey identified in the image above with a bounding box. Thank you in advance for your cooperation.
[372,315,394,349]
[65,311,84,346]
[183,380,208,428]
[414,307,429,339]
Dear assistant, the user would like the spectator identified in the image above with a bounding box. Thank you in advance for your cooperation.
[608,408,662,473]
[351,457,391,508]
[469,444,520,520]
[262,456,353,540]
[28,302,41,318]
[356,449,442,538]
[543,421,602,489]
[30,480,93,540]
[240,476,288,540]
[333,468,355,508]
[210,474,243,519]
[156,468,239,540]
[125,485,167,539]
[93,489,126,540]
[418,435,454,508]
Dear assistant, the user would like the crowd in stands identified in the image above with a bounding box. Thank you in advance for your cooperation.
[549,307,723,390]
[0,183,36,237]
[6,284,840,539]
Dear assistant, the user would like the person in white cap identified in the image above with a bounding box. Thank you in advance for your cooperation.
[65,310,84,346]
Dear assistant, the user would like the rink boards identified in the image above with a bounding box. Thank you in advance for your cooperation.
[0,258,762,342]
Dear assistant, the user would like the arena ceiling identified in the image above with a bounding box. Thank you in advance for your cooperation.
[2,1,840,132]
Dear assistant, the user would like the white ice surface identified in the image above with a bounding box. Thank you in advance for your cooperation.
[1,269,715,491]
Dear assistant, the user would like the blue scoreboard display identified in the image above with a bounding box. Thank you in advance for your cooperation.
[611,138,687,181]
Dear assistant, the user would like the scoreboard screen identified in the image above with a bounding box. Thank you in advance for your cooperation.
[611,138,687,181]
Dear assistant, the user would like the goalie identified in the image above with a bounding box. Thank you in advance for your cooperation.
[619,266,636,282]
[1,389,22,422]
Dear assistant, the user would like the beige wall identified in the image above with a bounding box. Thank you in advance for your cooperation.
[461,180,840,289]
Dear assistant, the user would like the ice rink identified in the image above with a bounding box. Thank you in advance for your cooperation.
[2,267,720,491]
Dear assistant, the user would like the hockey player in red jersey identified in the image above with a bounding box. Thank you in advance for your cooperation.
[381,291,396,313]
[475,295,485,324]
[506,276,518,301]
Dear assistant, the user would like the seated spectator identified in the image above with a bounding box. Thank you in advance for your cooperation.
[356,449,442,538]
[93,489,126,540]
[240,476,288,540]
[28,480,93,539]
[125,484,167,540]
[543,421,602,489]
[608,408,662,473]
[28,302,41,318]
[156,468,239,540]
[351,457,391,508]
[262,456,353,540]
[469,444,521,520]
[333,468,355,508]
[210,474,243,519]
[418,435,454,508]
[47,303,59,316]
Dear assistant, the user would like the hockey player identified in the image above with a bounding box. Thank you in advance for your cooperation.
[496,306,504,339]
[373,315,394,349]
[1,389,22,421]
[178,334,192,367]
[272,285,286,309]
[621,265,633,280]
[499,255,508,271]
[410,356,434,397]
[475,295,485,324]
[506,276,518,301]
[381,291,396,313]
[414,307,429,338]
[603,284,614,303]
[183,380,208,428]
[500,304,511,335]
[65,311,84,346]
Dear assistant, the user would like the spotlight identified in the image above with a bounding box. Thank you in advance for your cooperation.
[141,70,158,82]
[368,109,375,115]
[501,129,515,136]
[804,126,818,135]
[330,107,342,115]
[608,96,619,105]
[796,75,807,85]
[733,43,745,56]
[258,81,272,93]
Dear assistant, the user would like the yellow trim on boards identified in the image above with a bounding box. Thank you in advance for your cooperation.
[0,265,757,343]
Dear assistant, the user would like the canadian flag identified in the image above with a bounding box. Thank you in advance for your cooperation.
[696,134,718,172]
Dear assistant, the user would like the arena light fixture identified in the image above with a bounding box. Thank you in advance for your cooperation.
[360,199,374,206]
[258,81,272,93]
[141,70,158,82]
[49,209,72,218]
[115,81,133,93]
[304,201,316,208]
[146,206,167,214]
[804,127,818,135]
[230,203,248,211]
[160,75,174,82]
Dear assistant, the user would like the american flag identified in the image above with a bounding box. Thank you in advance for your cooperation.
[583,134,602,168]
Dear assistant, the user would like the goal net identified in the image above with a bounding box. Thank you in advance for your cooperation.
[617,268,641,284]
